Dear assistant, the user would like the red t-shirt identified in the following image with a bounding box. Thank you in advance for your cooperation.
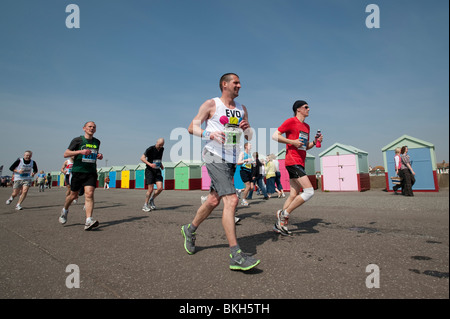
[278,117,310,167]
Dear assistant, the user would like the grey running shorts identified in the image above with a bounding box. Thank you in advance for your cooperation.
[204,151,237,197]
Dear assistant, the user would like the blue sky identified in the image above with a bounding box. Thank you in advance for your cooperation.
[0,0,448,174]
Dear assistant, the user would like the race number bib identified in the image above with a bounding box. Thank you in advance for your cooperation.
[20,165,32,178]
[82,148,98,163]
[224,124,243,147]
[298,131,308,151]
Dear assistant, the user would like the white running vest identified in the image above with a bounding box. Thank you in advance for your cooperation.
[13,158,34,181]
[203,97,245,163]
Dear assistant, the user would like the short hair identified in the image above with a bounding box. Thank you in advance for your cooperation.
[84,121,96,127]
[219,73,239,92]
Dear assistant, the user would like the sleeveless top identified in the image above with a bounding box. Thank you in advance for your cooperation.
[241,152,253,171]
[65,158,74,175]
[13,158,34,181]
[203,97,245,163]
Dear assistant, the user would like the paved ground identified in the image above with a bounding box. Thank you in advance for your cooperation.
[0,186,448,299]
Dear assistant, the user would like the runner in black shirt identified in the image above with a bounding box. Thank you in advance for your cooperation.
[140,138,165,212]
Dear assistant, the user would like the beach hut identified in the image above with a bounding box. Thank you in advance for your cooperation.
[121,164,140,189]
[108,165,125,189]
[97,168,104,188]
[174,160,202,190]
[162,162,177,190]
[319,143,370,192]
[97,167,112,188]
[276,150,317,190]
[134,164,146,189]
[201,163,211,190]
[50,171,60,188]
[59,172,65,187]
[381,135,439,192]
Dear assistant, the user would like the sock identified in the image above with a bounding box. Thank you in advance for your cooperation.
[86,217,92,223]
[230,245,241,256]
[188,223,197,233]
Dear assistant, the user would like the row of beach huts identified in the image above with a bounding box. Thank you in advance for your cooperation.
[48,135,441,192]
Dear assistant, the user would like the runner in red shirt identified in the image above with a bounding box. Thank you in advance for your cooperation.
[272,100,323,235]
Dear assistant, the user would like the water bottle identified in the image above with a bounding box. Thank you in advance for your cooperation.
[315,130,322,148]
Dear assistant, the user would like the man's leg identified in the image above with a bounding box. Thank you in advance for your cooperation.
[83,186,95,219]
[16,185,30,206]
[221,193,239,247]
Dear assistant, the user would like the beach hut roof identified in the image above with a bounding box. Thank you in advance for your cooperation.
[174,160,203,168]
[276,149,315,159]
[381,135,434,151]
[319,143,368,157]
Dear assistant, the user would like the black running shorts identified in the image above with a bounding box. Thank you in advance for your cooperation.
[70,172,97,192]
[286,165,307,179]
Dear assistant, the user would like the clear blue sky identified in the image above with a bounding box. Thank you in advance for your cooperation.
[1,0,448,174]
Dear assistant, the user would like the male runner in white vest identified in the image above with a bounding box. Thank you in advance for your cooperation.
[6,150,38,210]
[181,73,260,271]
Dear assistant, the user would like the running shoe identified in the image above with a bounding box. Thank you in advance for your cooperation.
[229,250,260,271]
[84,219,99,231]
[234,216,241,224]
[149,199,156,210]
[142,204,151,212]
[15,204,23,211]
[181,224,196,255]
[59,208,68,224]
[240,199,249,206]
[6,198,12,205]
[273,209,292,236]
[200,195,208,204]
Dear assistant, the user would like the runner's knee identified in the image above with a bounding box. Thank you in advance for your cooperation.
[300,187,314,202]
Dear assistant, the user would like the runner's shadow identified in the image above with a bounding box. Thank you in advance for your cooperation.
[158,204,194,210]
[97,215,149,229]
[238,218,328,255]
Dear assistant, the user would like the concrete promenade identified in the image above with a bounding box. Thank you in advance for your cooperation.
[0,186,448,299]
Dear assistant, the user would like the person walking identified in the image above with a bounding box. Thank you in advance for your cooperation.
[140,138,165,212]
[265,154,276,197]
[400,146,415,196]
[248,152,269,200]
[271,100,323,235]
[181,73,260,271]
[392,147,402,194]
[5,150,38,210]
[37,170,46,192]
[237,142,253,206]
[272,154,285,198]
[59,121,103,230]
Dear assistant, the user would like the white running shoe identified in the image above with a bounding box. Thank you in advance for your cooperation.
[240,199,249,206]
[142,205,151,212]
[84,219,99,231]
[15,204,23,211]
[200,195,208,204]
[6,198,12,205]
[59,209,68,224]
